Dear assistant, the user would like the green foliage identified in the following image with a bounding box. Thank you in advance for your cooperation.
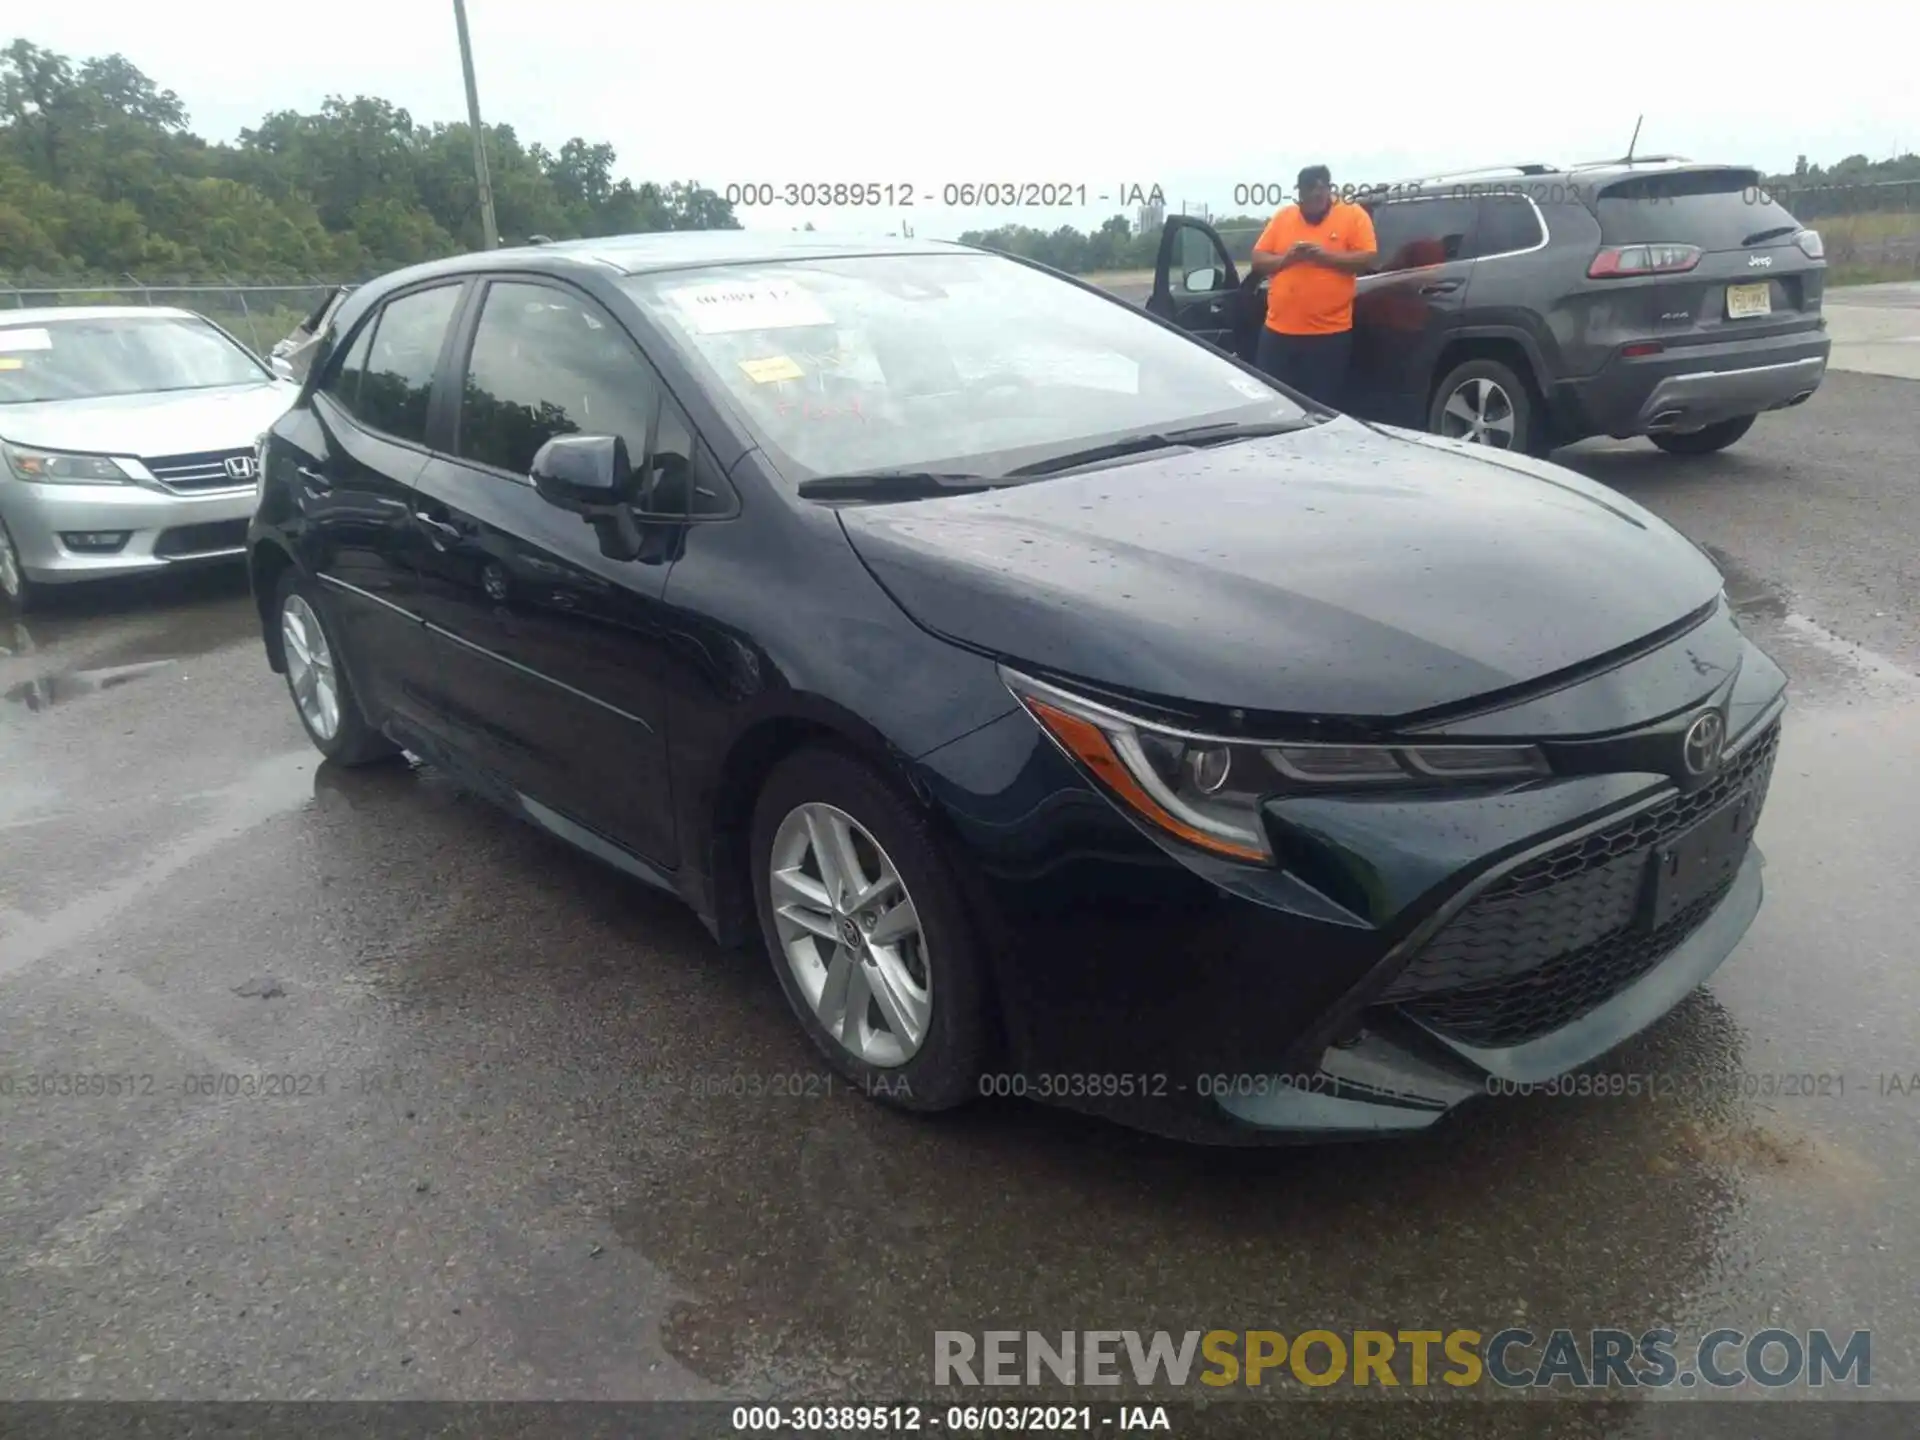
[0,38,740,284]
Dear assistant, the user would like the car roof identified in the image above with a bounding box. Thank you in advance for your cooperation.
[361,230,980,295]
[0,305,206,326]
[1368,157,1758,197]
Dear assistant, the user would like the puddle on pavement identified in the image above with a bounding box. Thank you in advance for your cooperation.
[2,658,178,714]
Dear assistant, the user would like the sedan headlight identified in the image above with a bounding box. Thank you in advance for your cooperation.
[1003,668,1549,865]
[3,442,133,485]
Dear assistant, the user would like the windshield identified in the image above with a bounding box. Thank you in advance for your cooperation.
[0,314,269,404]
[621,253,1304,480]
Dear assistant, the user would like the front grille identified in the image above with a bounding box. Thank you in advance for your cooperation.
[1384,722,1780,1047]
[143,449,253,493]
[154,519,248,558]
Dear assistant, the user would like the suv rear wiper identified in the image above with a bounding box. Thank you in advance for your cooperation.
[796,470,1003,500]
[1003,417,1320,478]
[1742,224,1798,245]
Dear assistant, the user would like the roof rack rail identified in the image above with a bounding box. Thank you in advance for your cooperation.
[1370,163,1559,190]
[1569,154,1693,170]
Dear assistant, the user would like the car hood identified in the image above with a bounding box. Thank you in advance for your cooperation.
[0,381,298,459]
[835,417,1724,720]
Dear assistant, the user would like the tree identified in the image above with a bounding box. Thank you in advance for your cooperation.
[0,38,740,282]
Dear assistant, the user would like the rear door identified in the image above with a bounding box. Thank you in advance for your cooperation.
[407,276,681,866]
[1147,216,1259,359]
[285,281,464,731]
[1580,167,1825,355]
[1350,194,1480,423]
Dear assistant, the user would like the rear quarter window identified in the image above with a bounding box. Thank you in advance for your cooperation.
[1594,169,1800,250]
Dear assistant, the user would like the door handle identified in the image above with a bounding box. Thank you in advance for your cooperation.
[413,511,463,548]
[1419,280,1463,296]
[295,464,330,490]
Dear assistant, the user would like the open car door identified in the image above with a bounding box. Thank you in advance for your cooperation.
[1145,216,1262,361]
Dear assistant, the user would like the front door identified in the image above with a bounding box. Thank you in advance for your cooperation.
[1350,195,1480,425]
[407,277,681,867]
[1147,217,1259,359]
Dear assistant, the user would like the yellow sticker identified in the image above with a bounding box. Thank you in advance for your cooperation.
[739,354,804,384]
[0,357,22,370]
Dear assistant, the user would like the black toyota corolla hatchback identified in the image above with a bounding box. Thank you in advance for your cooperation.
[248,231,1786,1143]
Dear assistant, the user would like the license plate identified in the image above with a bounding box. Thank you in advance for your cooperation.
[1726,282,1773,319]
[1643,797,1754,930]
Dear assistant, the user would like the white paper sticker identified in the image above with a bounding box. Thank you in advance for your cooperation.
[0,327,53,352]
[667,279,832,334]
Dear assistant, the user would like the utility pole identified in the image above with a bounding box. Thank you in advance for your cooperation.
[452,0,499,249]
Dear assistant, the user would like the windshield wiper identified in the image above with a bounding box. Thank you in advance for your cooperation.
[1002,417,1319,478]
[1742,224,1798,245]
[796,470,1003,500]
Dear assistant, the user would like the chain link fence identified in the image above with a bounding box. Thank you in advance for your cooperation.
[0,281,352,359]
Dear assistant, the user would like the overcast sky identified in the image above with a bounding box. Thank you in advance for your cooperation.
[16,0,1910,241]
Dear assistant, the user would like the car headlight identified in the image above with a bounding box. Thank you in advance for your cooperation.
[1003,668,1550,865]
[2,442,133,485]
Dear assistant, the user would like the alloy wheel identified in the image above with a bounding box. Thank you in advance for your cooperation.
[280,593,341,742]
[0,524,21,600]
[1439,377,1518,448]
[768,801,932,1067]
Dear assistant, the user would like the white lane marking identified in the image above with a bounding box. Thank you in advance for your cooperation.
[0,754,314,985]
[1778,612,1920,694]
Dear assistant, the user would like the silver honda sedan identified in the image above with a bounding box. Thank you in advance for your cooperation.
[0,306,299,610]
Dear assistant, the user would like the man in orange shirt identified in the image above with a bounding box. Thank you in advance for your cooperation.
[1250,165,1378,407]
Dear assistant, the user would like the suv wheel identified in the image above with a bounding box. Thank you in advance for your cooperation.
[750,746,989,1112]
[0,518,37,613]
[1430,359,1535,453]
[274,569,398,766]
[1650,415,1755,456]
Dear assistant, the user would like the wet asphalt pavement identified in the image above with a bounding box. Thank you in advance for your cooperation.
[2,369,1917,1433]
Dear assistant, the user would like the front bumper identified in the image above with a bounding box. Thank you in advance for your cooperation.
[1551,329,1831,440]
[918,635,1785,1144]
[1215,847,1763,1135]
[0,478,255,583]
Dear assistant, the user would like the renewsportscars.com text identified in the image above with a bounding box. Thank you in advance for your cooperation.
[933,1328,1870,1390]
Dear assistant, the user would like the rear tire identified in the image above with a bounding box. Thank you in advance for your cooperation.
[750,745,989,1113]
[1428,359,1538,455]
[1650,415,1756,455]
[273,568,398,766]
[0,517,38,613]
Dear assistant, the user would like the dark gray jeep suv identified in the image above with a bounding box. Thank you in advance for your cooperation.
[1150,159,1830,455]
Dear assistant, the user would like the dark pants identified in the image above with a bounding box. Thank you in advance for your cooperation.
[1256,327,1352,409]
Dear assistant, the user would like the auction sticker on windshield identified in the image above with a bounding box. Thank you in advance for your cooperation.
[667,279,832,334]
[739,355,806,384]
[0,328,53,352]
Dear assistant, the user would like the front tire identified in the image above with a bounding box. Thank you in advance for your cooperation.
[0,517,38,613]
[273,569,398,766]
[1650,415,1756,455]
[750,746,989,1112]
[1429,359,1537,454]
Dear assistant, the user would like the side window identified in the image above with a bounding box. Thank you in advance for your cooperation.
[1170,224,1230,295]
[646,397,736,518]
[317,317,376,418]
[360,285,461,444]
[1475,197,1544,258]
[457,280,656,480]
[1369,198,1479,273]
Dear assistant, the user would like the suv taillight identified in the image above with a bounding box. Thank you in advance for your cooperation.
[1588,243,1703,278]
[1795,229,1825,259]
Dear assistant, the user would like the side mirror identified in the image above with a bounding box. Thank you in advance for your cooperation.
[1183,266,1221,293]
[270,354,296,380]
[530,433,632,511]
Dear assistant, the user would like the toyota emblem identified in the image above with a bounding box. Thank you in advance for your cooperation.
[1682,711,1726,777]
